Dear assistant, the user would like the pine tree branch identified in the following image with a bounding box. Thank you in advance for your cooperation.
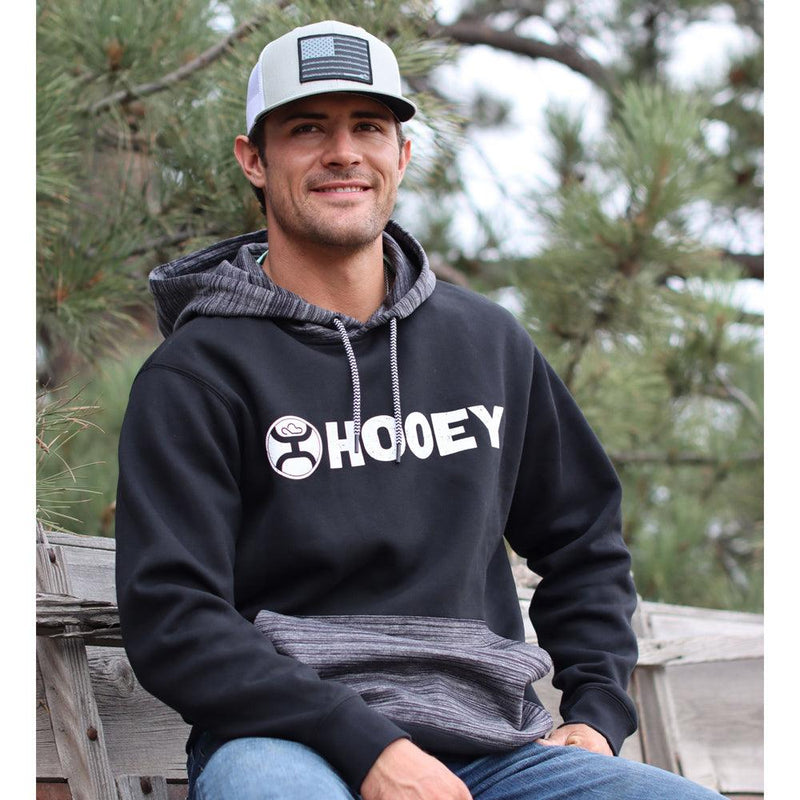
[722,249,763,281]
[655,250,764,285]
[611,450,762,467]
[85,11,279,116]
[71,225,230,266]
[559,273,626,391]
[122,226,231,259]
[710,368,763,431]
[429,18,618,95]
[562,329,592,391]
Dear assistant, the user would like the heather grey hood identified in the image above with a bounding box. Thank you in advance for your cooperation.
[149,219,436,463]
[149,219,436,342]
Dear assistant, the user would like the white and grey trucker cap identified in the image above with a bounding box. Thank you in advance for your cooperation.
[246,20,417,135]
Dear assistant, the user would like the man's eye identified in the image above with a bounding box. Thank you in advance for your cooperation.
[292,124,319,134]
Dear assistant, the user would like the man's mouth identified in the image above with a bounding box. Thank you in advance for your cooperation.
[311,182,371,194]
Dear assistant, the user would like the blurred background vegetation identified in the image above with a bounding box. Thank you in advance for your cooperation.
[36,0,763,612]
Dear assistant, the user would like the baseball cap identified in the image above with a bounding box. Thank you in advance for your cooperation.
[246,20,417,135]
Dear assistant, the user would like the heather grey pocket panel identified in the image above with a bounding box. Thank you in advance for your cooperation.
[254,612,553,750]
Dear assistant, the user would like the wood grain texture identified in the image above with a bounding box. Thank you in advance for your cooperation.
[630,604,681,774]
[115,775,170,800]
[43,532,117,604]
[36,646,190,781]
[88,647,190,779]
[37,542,119,798]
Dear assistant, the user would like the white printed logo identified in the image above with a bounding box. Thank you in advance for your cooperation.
[265,405,504,480]
[265,416,323,480]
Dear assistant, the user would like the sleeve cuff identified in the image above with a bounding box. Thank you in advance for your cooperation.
[560,685,638,755]
[307,694,411,792]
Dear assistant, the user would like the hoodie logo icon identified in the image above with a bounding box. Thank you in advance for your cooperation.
[266,416,323,480]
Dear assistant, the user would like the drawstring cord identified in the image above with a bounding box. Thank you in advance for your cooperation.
[389,317,402,463]
[332,317,362,454]
[332,316,404,464]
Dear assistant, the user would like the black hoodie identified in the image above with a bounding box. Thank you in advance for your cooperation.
[115,220,638,793]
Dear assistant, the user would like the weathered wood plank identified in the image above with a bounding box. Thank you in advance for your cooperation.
[636,635,763,666]
[88,647,191,780]
[521,589,764,667]
[42,531,117,604]
[639,600,764,632]
[667,659,763,794]
[640,599,764,793]
[37,661,62,779]
[37,542,119,799]
[37,647,191,781]
[629,604,682,774]
[44,531,116,551]
[115,775,170,800]
[37,593,121,640]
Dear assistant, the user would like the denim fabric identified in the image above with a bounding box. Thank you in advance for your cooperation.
[441,741,724,799]
[187,734,357,800]
[187,734,725,800]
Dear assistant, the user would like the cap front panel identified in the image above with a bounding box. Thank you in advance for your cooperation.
[298,34,373,85]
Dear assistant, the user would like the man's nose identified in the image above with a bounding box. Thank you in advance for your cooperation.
[321,128,362,168]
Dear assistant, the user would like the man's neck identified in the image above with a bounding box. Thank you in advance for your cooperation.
[262,235,387,324]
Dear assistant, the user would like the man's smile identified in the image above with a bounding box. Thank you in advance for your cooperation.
[311,181,371,194]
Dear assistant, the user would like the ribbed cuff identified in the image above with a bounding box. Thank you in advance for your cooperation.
[307,694,411,793]
[560,686,637,755]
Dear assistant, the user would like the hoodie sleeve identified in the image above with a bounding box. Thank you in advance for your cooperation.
[503,347,638,754]
[115,364,409,792]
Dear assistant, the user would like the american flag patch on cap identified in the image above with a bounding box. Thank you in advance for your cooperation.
[298,34,373,85]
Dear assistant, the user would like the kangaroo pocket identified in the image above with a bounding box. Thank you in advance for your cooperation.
[254,611,553,752]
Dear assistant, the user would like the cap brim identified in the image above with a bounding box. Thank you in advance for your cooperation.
[249,88,416,135]
[358,91,416,122]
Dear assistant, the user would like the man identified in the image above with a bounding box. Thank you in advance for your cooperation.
[115,19,723,800]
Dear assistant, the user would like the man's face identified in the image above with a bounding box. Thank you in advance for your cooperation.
[257,94,411,251]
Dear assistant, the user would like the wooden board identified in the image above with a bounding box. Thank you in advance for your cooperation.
[36,646,190,781]
[88,646,190,780]
[36,662,61,779]
[41,532,117,603]
[37,542,119,797]
[644,601,764,794]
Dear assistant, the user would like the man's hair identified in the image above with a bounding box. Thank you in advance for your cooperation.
[246,114,407,215]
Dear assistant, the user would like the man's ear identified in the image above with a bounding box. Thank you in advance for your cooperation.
[233,135,266,188]
[397,138,412,184]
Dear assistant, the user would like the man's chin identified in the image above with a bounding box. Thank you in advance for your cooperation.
[304,219,390,250]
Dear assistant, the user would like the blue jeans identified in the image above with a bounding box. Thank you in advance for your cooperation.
[187,733,725,799]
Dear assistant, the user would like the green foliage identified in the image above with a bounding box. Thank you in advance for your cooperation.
[510,81,762,612]
[36,343,158,537]
[36,387,103,532]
